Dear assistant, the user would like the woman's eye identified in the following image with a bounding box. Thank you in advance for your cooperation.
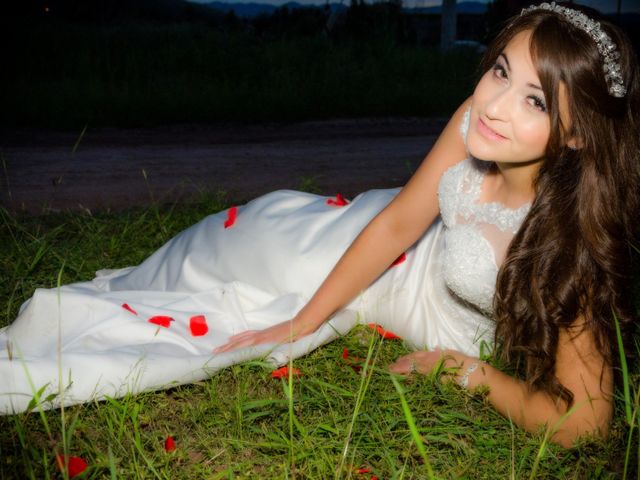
[492,63,508,80]
[528,95,547,112]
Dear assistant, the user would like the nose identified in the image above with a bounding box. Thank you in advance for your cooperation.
[485,88,512,121]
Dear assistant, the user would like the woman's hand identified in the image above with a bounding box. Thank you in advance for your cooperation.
[388,349,473,381]
[214,316,318,353]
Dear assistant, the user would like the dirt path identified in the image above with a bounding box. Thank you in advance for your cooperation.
[0,118,446,214]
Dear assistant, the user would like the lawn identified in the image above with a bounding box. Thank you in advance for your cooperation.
[0,196,637,479]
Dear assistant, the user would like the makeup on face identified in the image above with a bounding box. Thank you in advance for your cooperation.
[466,30,552,166]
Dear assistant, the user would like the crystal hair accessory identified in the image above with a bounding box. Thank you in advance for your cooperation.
[521,2,626,98]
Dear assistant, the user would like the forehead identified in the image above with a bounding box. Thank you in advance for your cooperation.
[502,30,537,75]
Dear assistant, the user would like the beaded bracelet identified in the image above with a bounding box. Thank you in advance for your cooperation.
[457,362,479,389]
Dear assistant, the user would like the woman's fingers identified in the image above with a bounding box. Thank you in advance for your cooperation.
[214,331,262,353]
[226,330,259,342]
[388,355,413,374]
[213,320,303,353]
[388,350,443,375]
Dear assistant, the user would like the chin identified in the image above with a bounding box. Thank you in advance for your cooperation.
[467,150,494,162]
[466,138,500,162]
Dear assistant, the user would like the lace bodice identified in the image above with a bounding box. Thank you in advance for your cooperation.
[437,112,531,314]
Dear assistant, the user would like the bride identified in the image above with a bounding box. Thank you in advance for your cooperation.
[1,2,638,447]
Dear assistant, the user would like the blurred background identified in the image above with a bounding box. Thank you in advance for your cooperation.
[2,0,637,129]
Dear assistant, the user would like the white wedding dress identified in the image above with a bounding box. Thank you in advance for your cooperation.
[0,115,530,414]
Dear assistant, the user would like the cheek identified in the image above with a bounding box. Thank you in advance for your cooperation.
[514,117,550,153]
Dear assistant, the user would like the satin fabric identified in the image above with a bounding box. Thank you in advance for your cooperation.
[0,188,492,414]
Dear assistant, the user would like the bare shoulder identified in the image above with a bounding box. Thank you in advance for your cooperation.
[390,97,472,212]
[419,96,472,175]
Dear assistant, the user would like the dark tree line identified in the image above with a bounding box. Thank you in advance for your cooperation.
[6,0,484,47]
[6,0,636,50]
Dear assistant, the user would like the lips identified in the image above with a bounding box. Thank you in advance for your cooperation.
[477,117,507,140]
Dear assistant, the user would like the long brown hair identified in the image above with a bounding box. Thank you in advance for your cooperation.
[486,5,640,405]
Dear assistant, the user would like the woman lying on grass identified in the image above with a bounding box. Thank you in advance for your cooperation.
[218,3,640,446]
[1,2,638,449]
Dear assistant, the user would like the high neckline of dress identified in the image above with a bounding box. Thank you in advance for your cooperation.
[454,158,530,234]
[468,158,532,214]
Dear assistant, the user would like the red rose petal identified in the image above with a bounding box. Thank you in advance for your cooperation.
[340,348,364,372]
[189,315,209,337]
[355,467,371,474]
[122,303,138,315]
[148,316,174,328]
[56,455,88,478]
[326,193,349,206]
[164,435,176,452]
[271,366,302,379]
[389,252,407,267]
[224,206,238,228]
[368,323,402,340]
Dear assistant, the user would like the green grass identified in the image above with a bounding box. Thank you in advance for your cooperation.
[1,20,479,128]
[0,198,638,478]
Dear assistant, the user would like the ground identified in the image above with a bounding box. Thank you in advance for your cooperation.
[0,117,446,213]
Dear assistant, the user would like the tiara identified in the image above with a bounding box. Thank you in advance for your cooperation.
[521,2,626,98]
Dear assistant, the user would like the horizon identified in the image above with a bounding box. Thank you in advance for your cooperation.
[188,0,640,14]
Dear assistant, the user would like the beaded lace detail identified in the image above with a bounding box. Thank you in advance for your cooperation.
[459,107,471,144]
[441,160,531,234]
[437,110,531,313]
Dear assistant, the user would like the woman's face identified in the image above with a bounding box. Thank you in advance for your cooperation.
[467,30,552,165]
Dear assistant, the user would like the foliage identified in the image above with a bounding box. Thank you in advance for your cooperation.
[0,2,482,129]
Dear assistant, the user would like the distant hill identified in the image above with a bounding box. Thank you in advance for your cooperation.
[206,1,346,17]
[407,1,488,14]
[205,0,487,17]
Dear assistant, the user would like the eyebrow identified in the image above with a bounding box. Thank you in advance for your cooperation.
[500,52,543,91]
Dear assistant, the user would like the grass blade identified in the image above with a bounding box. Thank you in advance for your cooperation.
[390,375,435,479]
[613,310,632,425]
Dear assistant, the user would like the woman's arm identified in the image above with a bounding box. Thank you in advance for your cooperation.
[389,324,613,447]
[215,98,472,352]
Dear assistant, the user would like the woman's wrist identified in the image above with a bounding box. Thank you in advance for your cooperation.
[292,308,325,337]
[441,351,486,390]
[457,361,480,388]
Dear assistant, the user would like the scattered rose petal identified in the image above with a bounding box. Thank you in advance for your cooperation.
[148,316,174,328]
[341,348,364,372]
[56,455,88,478]
[368,323,402,340]
[189,315,209,337]
[326,193,349,207]
[355,467,371,474]
[224,206,238,228]
[271,366,302,379]
[389,252,407,268]
[371,476,378,480]
[164,435,176,452]
[122,303,138,315]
